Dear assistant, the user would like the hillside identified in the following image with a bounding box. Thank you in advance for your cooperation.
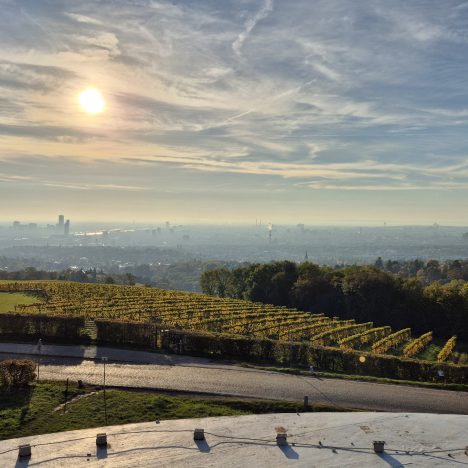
[0,280,464,366]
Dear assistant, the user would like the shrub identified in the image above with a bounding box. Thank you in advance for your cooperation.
[0,360,36,387]
[0,313,85,342]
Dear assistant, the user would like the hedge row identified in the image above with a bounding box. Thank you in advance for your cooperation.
[159,328,468,384]
[0,359,36,387]
[1,314,466,384]
[73,319,468,383]
[0,313,85,341]
[95,320,156,347]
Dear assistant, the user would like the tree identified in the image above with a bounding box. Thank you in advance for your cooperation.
[200,269,232,297]
[104,276,115,284]
[124,273,136,286]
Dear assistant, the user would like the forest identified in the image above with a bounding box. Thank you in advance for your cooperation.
[201,261,468,340]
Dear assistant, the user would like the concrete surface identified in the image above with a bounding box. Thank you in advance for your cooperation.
[1,412,467,467]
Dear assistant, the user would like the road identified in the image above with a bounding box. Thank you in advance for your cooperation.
[1,343,468,414]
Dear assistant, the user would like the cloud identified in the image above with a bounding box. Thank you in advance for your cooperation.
[0,173,34,183]
[0,123,101,142]
[42,181,147,191]
[232,0,274,56]
[2,0,468,221]
[0,60,77,92]
[65,13,103,25]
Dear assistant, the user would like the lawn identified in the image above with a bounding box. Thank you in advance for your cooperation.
[0,292,42,313]
[0,381,345,440]
[415,340,443,361]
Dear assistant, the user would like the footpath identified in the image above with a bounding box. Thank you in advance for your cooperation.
[0,341,221,368]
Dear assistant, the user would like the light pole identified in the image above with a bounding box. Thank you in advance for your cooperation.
[102,357,108,425]
[37,339,42,381]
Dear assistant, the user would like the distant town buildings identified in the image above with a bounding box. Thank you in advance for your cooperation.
[11,221,37,231]
[10,215,70,236]
[57,214,70,235]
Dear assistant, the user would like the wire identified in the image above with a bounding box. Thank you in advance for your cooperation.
[111,429,193,436]
[0,447,18,456]
[294,374,343,409]
[2,426,467,462]
[205,432,273,443]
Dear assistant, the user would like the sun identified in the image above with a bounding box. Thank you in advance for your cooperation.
[79,88,105,113]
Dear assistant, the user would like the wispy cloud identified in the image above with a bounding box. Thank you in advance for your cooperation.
[42,181,147,191]
[1,0,468,221]
[232,0,274,56]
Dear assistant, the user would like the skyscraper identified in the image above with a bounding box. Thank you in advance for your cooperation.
[64,219,70,236]
[58,215,64,227]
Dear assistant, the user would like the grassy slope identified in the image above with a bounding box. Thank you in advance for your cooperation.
[0,381,345,441]
[0,281,466,365]
[415,340,443,361]
[0,292,40,312]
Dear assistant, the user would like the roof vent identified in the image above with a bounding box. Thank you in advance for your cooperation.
[194,428,205,440]
[18,444,31,458]
[373,440,385,453]
[96,433,108,446]
[276,432,288,446]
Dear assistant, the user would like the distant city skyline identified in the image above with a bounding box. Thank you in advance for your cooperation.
[1,216,466,227]
[2,1,468,223]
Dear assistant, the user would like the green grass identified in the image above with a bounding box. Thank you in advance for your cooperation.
[0,292,42,312]
[415,340,443,361]
[0,381,345,441]
[384,339,411,357]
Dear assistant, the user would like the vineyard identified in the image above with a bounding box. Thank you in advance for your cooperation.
[0,280,463,366]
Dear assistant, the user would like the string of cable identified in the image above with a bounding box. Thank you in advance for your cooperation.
[1,427,467,458]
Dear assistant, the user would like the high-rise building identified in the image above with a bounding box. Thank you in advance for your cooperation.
[64,219,70,236]
[58,215,64,227]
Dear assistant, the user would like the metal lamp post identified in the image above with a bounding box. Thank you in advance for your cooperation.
[102,356,108,425]
[37,338,42,381]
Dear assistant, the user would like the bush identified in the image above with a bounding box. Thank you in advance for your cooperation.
[95,320,156,347]
[0,360,36,387]
[0,313,85,342]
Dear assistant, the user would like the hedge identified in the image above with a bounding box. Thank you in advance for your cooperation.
[0,359,36,387]
[95,320,157,347]
[0,313,85,341]
[159,328,468,384]
[1,314,466,384]
[84,320,468,384]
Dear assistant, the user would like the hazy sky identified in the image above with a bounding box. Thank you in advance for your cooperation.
[2,0,468,224]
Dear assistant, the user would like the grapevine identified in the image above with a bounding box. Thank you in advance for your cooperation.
[402,332,433,358]
[371,328,411,354]
[437,335,457,363]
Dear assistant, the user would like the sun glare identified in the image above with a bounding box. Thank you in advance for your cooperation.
[79,88,105,114]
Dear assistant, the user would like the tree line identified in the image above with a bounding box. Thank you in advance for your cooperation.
[201,261,468,340]
[0,266,136,285]
[374,257,468,283]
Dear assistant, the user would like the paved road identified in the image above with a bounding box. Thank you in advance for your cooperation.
[1,343,468,414]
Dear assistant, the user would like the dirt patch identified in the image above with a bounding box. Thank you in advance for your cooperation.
[53,391,99,413]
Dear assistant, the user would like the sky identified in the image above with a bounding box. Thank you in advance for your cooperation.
[1,0,468,224]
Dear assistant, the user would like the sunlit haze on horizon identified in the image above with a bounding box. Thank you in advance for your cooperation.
[2,1,468,224]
